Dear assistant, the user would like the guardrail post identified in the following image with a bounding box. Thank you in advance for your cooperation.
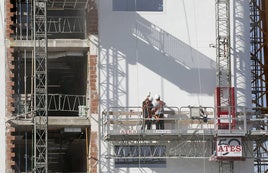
[107,108,110,137]
[243,107,247,134]
[58,94,62,111]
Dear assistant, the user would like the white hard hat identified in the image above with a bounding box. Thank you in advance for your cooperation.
[154,94,160,100]
[149,96,153,101]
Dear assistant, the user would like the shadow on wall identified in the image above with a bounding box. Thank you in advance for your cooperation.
[99,13,216,107]
[133,15,216,94]
[232,0,251,106]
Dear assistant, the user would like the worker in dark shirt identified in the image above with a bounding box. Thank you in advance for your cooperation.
[142,95,153,130]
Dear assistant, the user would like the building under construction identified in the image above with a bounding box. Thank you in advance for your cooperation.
[1,0,268,172]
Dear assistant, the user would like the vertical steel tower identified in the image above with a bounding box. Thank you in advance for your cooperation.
[33,0,48,172]
[215,0,235,131]
[215,1,234,173]
[250,0,268,172]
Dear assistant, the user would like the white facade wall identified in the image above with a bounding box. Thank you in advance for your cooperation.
[98,0,252,109]
[0,1,6,172]
[99,0,217,109]
[98,0,252,172]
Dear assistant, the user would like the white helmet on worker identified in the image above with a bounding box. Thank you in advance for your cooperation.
[149,96,153,101]
[154,94,160,100]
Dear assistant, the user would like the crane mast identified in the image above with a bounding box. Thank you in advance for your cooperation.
[33,0,48,172]
[215,0,235,130]
[215,1,235,172]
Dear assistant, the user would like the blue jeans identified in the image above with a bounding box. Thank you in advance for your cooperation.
[155,114,164,129]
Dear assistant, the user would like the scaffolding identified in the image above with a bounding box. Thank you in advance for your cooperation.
[250,0,268,172]
[15,94,86,114]
[250,0,268,112]
[215,0,231,88]
[33,0,48,172]
[12,1,87,40]
[7,0,268,172]
[6,0,91,172]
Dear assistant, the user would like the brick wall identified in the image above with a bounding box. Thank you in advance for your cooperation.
[88,45,99,173]
[87,1,99,172]
[89,132,98,173]
[88,54,98,172]
[87,0,98,35]
[89,55,98,114]
[6,127,15,173]
[5,1,16,172]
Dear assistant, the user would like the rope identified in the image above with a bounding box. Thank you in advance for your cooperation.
[133,1,143,169]
[183,0,206,172]
[182,0,202,105]
[193,0,206,171]
[133,0,141,106]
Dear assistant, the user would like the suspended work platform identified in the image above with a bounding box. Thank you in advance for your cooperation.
[103,106,268,141]
[102,106,268,161]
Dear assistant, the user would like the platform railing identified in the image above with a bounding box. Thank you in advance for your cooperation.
[48,94,86,112]
[15,94,86,115]
[47,16,84,34]
[214,106,263,136]
[103,106,215,139]
[47,0,89,9]
[103,106,268,140]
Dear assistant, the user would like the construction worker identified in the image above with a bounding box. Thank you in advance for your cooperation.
[142,95,154,130]
[152,94,166,129]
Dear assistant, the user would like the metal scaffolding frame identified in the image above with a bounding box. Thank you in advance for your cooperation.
[11,0,89,171]
[15,94,86,114]
[108,138,215,160]
[47,94,86,112]
[47,0,89,9]
[33,0,48,172]
[9,0,268,172]
[216,0,231,88]
[250,0,268,112]
[250,1,268,172]
[252,136,268,173]
[47,16,85,34]
[215,0,234,172]
[12,1,86,41]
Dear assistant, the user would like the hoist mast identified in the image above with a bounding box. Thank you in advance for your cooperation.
[33,0,48,172]
[215,0,235,130]
[215,0,235,172]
